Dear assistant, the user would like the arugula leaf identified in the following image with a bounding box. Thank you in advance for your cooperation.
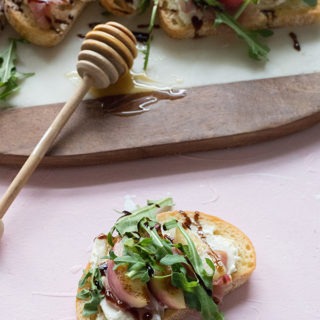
[77,267,105,316]
[143,0,159,70]
[81,290,105,317]
[165,219,214,291]
[193,0,273,61]
[139,219,172,256]
[214,11,272,61]
[114,197,173,236]
[76,289,92,300]
[160,254,188,265]
[112,219,173,282]
[171,271,199,292]
[107,231,114,246]
[185,283,224,319]
[172,272,224,319]
[0,39,34,104]
[78,269,93,288]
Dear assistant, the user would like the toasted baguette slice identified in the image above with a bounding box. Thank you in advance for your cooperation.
[158,0,320,39]
[4,0,89,46]
[76,210,256,320]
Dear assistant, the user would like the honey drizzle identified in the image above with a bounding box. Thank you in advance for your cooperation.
[86,71,186,116]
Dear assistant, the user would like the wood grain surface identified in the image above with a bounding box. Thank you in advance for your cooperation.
[1,72,320,167]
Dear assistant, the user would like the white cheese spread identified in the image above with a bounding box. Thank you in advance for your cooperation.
[205,233,240,274]
[100,298,135,320]
[189,222,240,274]
[90,237,107,265]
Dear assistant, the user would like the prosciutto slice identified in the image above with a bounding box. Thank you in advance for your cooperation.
[27,0,72,30]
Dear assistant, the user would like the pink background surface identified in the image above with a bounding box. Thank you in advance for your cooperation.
[1,124,320,319]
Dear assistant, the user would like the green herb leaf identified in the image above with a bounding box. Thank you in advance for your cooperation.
[176,223,214,291]
[214,11,272,61]
[114,197,173,236]
[163,219,178,230]
[143,0,159,70]
[0,39,34,103]
[139,219,172,256]
[78,269,92,288]
[172,272,224,319]
[82,290,105,317]
[171,271,199,292]
[185,284,224,320]
[108,250,117,260]
[77,266,104,316]
[160,254,188,266]
[76,289,92,300]
[107,232,114,246]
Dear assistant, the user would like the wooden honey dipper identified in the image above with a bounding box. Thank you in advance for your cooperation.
[0,21,137,238]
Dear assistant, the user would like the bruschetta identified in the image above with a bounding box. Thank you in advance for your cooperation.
[76,198,256,320]
[4,0,92,46]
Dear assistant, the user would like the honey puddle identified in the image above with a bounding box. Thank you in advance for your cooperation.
[88,71,187,116]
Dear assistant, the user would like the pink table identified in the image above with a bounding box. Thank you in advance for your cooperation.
[1,124,320,319]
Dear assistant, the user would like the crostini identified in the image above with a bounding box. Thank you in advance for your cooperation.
[98,0,320,61]
[76,198,256,320]
[4,0,92,46]
[158,0,320,39]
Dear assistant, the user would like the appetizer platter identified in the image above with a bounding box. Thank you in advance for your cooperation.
[1,0,320,165]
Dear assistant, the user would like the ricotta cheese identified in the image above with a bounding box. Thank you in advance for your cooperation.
[205,233,240,274]
[100,298,135,320]
[90,237,107,265]
[190,222,240,274]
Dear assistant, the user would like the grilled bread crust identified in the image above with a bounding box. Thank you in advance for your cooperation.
[76,210,256,320]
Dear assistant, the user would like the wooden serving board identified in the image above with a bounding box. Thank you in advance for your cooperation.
[1,72,320,167]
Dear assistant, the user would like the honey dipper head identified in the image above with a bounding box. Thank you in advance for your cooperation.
[77,22,137,89]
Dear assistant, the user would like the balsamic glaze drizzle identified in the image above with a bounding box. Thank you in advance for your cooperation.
[289,32,301,51]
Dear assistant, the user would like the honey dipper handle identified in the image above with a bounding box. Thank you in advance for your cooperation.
[0,76,92,219]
